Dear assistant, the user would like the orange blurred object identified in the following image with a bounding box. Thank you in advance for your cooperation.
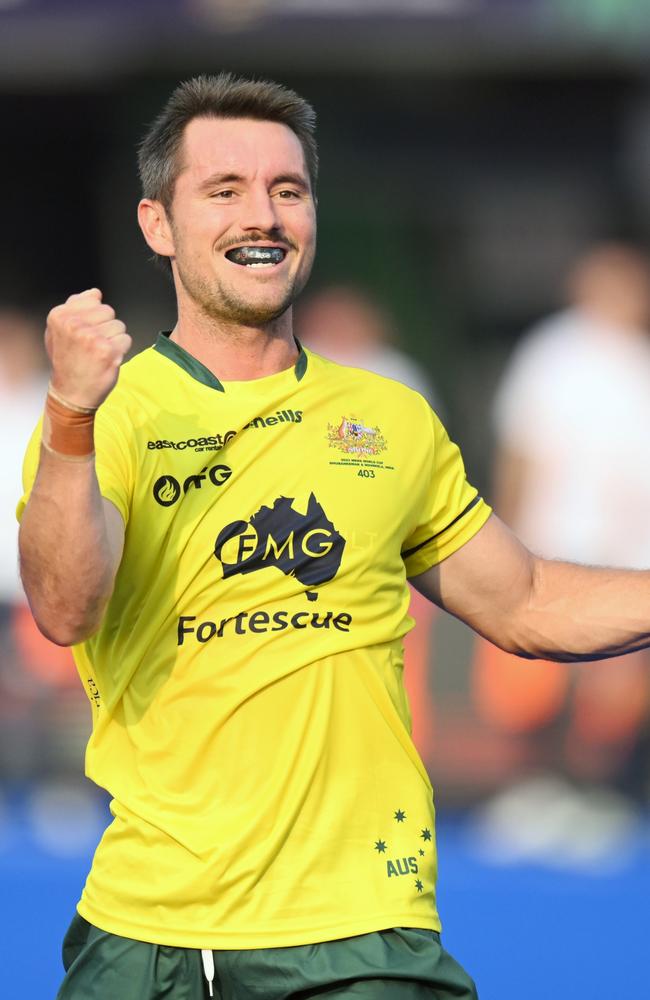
[12,602,76,687]
[403,587,437,759]
[472,638,568,733]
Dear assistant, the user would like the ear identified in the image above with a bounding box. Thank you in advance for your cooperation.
[137,199,175,259]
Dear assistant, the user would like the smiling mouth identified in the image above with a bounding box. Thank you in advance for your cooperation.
[225,246,287,267]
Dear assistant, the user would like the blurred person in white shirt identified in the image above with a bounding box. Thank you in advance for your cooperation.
[494,244,650,569]
[0,308,49,603]
[484,244,650,821]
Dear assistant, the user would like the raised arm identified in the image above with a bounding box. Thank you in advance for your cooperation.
[410,513,650,662]
[18,290,131,646]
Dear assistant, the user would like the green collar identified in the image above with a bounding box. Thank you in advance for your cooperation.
[154,331,308,391]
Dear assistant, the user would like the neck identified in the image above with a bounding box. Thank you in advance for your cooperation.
[170,300,298,382]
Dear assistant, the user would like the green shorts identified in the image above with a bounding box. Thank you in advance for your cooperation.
[56,913,478,999]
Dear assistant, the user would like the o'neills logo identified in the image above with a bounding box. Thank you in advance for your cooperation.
[244,409,303,429]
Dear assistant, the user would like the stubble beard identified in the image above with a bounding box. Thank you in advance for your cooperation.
[175,253,313,328]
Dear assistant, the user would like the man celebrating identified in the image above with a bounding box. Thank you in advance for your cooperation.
[17,74,650,999]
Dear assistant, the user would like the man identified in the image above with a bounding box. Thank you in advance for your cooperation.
[16,74,650,999]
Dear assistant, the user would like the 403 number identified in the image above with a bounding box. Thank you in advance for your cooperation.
[358,469,375,478]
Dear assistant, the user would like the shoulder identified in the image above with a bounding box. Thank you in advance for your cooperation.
[306,349,433,415]
[97,342,169,422]
[115,341,165,389]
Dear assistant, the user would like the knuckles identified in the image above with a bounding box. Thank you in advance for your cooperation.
[45,297,130,388]
[47,305,121,340]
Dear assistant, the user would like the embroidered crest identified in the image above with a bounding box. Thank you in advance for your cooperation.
[327,416,387,456]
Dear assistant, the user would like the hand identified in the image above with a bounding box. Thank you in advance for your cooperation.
[45,288,132,409]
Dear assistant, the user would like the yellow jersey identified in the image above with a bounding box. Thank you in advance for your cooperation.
[18,335,491,949]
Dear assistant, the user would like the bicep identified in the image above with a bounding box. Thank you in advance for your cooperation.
[409,513,537,650]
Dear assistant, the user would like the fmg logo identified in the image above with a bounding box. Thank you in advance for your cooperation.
[214,493,345,599]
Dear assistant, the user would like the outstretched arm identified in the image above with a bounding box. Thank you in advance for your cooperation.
[410,513,650,662]
[18,289,130,647]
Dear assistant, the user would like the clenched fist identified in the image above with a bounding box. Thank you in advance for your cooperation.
[45,288,132,409]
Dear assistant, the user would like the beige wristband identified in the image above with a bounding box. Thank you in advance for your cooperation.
[46,382,98,414]
[42,389,96,460]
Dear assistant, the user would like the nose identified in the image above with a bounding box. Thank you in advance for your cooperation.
[239,187,281,234]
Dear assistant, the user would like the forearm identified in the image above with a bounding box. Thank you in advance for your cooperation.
[513,557,650,662]
[19,448,117,645]
[19,288,131,645]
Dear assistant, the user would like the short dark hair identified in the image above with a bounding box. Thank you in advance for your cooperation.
[137,72,318,213]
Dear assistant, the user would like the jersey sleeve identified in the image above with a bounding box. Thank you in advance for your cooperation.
[402,406,491,576]
[16,398,135,525]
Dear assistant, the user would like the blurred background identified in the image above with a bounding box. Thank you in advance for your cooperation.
[2,1,650,997]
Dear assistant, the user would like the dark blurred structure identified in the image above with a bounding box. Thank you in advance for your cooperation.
[3,2,650,471]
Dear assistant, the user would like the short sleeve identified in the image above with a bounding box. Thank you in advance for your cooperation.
[402,407,491,576]
[16,400,134,526]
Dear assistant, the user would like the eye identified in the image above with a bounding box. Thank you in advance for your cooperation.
[275,189,301,200]
[212,189,237,200]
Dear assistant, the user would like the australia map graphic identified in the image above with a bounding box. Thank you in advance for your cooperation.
[214,493,346,595]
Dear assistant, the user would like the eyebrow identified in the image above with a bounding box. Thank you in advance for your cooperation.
[272,173,311,193]
[198,171,310,193]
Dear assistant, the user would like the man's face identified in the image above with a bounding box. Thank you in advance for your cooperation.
[166,116,317,326]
